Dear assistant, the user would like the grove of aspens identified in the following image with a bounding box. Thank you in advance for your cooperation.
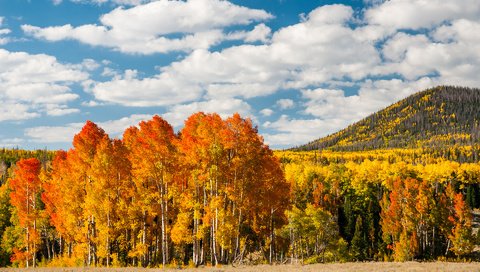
[0,112,477,268]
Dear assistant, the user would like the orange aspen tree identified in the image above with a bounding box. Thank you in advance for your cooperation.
[179,112,228,266]
[448,191,474,256]
[41,151,72,257]
[87,137,132,267]
[9,158,42,267]
[123,115,177,267]
[70,121,107,265]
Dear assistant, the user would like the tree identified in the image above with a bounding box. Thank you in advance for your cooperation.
[350,216,367,261]
[284,204,339,263]
[123,115,177,267]
[0,180,13,266]
[87,137,132,267]
[178,112,226,266]
[449,191,474,257]
[42,121,107,265]
[8,158,43,267]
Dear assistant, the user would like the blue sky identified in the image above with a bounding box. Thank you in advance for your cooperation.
[0,0,479,150]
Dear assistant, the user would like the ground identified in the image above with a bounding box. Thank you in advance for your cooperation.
[2,262,480,272]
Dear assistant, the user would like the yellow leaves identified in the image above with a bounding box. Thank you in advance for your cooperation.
[128,243,147,259]
[171,212,193,245]
[419,161,459,184]
[457,163,480,184]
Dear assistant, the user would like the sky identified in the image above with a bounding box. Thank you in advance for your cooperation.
[0,0,479,150]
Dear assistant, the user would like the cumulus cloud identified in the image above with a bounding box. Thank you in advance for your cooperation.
[0,49,88,121]
[24,105,254,144]
[263,115,351,147]
[273,77,439,147]
[227,23,272,43]
[92,69,203,106]
[366,0,480,31]
[26,0,273,54]
[377,25,480,86]
[0,103,40,122]
[87,4,380,106]
[162,98,254,127]
[260,108,273,117]
[276,99,295,110]
[25,114,154,143]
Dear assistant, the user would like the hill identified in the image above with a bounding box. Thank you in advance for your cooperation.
[297,86,480,154]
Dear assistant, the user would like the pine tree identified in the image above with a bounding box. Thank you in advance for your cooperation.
[350,215,367,261]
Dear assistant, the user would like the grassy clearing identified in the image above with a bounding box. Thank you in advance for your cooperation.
[2,262,480,272]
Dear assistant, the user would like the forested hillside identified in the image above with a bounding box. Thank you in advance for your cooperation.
[298,86,480,154]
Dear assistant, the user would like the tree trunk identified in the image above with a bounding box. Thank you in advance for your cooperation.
[26,226,30,268]
[142,210,147,267]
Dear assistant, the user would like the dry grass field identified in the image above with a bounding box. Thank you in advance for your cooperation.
[2,262,480,272]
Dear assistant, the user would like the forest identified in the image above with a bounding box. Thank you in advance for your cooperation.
[299,86,480,153]
[0,111,478,268]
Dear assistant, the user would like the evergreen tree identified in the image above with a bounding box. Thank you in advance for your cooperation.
[350,215,367,261]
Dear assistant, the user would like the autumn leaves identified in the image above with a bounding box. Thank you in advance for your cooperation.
[5,114,478,268]
[280,152,476,262]
[8,158,42,268]
[8,113,289,267]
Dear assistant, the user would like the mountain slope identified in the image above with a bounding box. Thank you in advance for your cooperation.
[297,86,480,152]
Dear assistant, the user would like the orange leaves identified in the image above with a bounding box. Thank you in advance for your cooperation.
[380,178,425,260]
[9,158,42,228]
[8,158,43,267]
[449,190,474,256]
[8,113,289,266]
[72,120,106,165]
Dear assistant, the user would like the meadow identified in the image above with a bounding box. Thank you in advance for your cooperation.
[2,262,480,272]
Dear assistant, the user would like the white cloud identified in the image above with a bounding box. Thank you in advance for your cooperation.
[0,138,24,148]
[88,4,380,106]
[245,23,272,43]
[25,101,254,143]
[81,100,105,107]
[276,99,294,110]
[0,17,11,45]
[99,114,154,136]
[162,98,253,127]
[44,105,80,116]
[0,103,40,122]
[306,4,352,25]
[25,0,273,54]
[366,0,480,31]
[80,58,101,71]
[227,23,272,43]
[25,114,154,143]
[0,49,88,121]
[300,77,434,122]
[263,115,351,147]
[377,22,480,86]
[270,77,435,147]
[25,123,82,143]
[260,108,273,117]
[92,70,203,106]
[18,1,480,149]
